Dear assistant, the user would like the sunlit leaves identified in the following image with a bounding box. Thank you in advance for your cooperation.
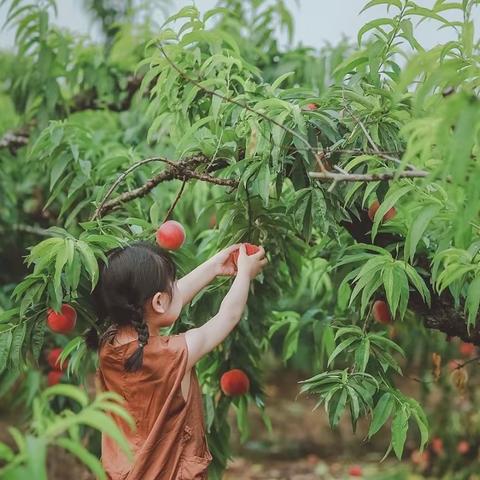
[299,369,378,430]
[327,325,405,374]
[336,244,430,320]
[432,244,480,328]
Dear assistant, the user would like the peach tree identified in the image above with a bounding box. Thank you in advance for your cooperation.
[0,0,479,477]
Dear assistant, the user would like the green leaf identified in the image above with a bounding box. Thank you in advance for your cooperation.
[271,71,295,90]
[371,185,412,241]
[55,438,106,480]
[54,243,68,296]
[10,322,26,370]
[466,276,480,329]
[358,18,395,45]
[368,392,394,437]
[49,152,69,191]
[43,385,88,406]
[405,204,440,262]
[0,443,14,461]
[78,410,133,460]
[360,0,402,14]
[328,337,358,366]
[403,263,431,306]
[391,407,409,459]
[0,331,13,374]
[256,161,271,207]
[76,241,98,291]
[24,436,47,480]
[31,320,46,363]
[329,387,348,427]
[354,338,370,372]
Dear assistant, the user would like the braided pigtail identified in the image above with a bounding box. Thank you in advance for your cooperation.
[124,305,150,372]
[89,241,177,372]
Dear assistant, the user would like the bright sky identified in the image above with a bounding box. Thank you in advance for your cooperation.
[0,0,478,51]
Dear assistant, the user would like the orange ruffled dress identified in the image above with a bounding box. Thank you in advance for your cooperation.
[97,332,213,479]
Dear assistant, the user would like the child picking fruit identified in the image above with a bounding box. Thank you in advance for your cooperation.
[86,241,267,479]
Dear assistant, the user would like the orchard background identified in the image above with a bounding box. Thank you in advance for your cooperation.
[0,0,480,478]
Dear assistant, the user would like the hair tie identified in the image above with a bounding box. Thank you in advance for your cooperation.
[138,342,145,348]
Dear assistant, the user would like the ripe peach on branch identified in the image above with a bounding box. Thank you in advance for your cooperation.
[220,369,250,396]
[47,304,77,333]
[368,200,396,223]
[155,220,186,250]
[47,348,68,371]
[372,300,392,324]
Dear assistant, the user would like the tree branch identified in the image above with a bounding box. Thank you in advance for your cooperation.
[91,157,177,220]
[163,176,187,223]
[94,154,238,218]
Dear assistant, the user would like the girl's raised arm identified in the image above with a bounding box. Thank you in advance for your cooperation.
[184,245,266,371]
[176,244,241,307]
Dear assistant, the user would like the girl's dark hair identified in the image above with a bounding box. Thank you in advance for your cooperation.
[87,241,177,372]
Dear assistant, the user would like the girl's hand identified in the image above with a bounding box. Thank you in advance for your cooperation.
[210,244,242,276]
[237,244,267,280]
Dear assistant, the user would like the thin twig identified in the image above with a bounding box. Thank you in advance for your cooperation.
[341,100,430,179]
[163,176,187,223]
[342,99,380,153]
[452,356,480,370]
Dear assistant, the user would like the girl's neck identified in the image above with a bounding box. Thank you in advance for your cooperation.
[115,323,160,344]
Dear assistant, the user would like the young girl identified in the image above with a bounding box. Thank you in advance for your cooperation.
[87,240,267,480]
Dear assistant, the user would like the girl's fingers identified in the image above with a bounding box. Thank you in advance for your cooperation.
[228,243,242,252]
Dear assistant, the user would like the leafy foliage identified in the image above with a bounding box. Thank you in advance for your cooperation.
[0,385,133,479]
[0,0,479,477]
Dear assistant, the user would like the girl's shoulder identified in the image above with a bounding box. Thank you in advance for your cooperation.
[99,332,186,356]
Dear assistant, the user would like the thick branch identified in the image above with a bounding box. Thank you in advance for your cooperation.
[95,155,238,218]
[341,209,480,344]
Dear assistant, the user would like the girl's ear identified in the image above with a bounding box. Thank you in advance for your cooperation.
[151,291,168,314]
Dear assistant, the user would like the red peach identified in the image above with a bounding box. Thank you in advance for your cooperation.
[410,449,430,465]
[47,348,68,371]
[372,300,392,325]
[155,220,186,250]
[47,370,63,386]
[368,200,397,223]
[348,465,362,477]
[431,437,444,455]
[47,304,77,333]
[457,441,470,455]
[459,342,476,358]
[229,243,260,269]
[220,369,250,396]
[209,214,217,228]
